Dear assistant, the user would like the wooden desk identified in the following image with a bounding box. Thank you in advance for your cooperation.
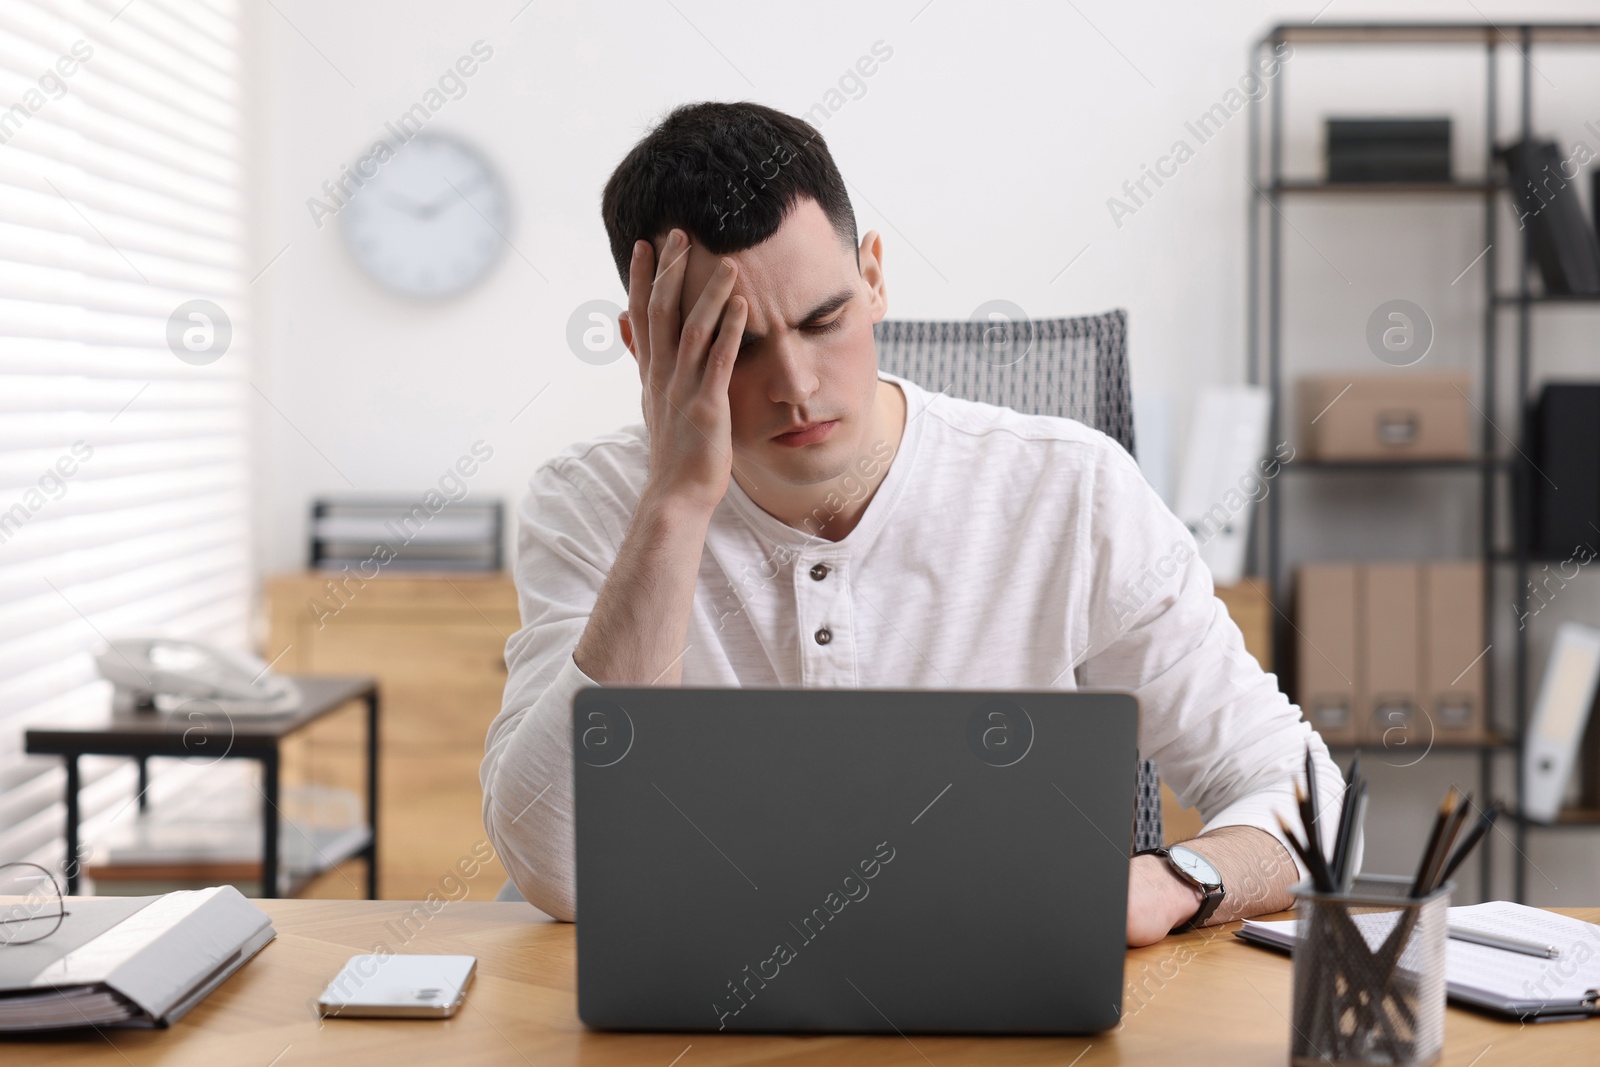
[12,901,1597,1065]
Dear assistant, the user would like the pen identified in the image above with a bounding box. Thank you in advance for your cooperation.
[1304,744,1322,857]
[1331,754,1365,891]
[1336,779,1368,892]
[1449,926,1560,959]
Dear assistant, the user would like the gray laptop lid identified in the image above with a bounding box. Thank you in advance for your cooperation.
[573,688,1138,1034]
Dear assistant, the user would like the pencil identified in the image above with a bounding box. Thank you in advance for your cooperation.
[1296,783,1332,890]
[1409,787,1460,898]
[1423,792,1473,895]
[1440,801,1502,883]
[1280,807,1333,893]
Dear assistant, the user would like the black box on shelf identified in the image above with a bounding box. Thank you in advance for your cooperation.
[1524,383,1600,560]
[1326,118,1451,183]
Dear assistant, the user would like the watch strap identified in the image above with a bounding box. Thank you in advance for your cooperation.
[1174,886,1224,932]
[1135,847,1225,933]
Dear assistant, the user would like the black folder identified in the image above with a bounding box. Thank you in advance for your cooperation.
[1502,139,1600,295]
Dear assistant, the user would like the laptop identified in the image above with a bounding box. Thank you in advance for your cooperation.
[572,687,1139,1034]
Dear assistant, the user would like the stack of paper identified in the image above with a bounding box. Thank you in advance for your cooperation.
[1238,900,1600,1020]
[0,886,274,1031]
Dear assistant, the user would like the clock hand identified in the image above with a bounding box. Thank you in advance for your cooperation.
[415,197,462,221]
[416,175,490,219]
[380,193,429,217]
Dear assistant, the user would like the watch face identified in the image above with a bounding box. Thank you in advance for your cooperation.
[1168,845,1221,887]
[340,131,509,299]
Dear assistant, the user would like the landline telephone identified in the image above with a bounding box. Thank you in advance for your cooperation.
[94,638,304,716]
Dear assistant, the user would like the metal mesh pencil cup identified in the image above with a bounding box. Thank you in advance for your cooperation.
[1289,875,1452,1067]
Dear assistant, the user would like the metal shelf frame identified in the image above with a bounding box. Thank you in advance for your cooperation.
[1245,21,1600,904]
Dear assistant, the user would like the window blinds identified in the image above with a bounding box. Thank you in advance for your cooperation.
[0,0,250,875]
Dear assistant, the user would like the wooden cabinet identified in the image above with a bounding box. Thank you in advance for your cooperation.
[1215,580,1273,674]
[1162,579,1275,844]
[264,574,518,901]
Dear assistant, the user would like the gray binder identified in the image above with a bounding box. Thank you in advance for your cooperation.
[0,885,274,1031]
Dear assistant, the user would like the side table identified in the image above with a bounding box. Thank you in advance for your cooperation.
[25,675,379,898]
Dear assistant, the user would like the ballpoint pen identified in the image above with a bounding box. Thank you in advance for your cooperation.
[1448,926,1561,959]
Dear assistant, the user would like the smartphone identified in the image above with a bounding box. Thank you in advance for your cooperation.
[317,954,477,1019]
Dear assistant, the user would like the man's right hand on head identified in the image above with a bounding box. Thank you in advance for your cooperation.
[621,228,748,518]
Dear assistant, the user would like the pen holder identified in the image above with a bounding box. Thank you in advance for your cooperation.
[1289,875,1452,1067]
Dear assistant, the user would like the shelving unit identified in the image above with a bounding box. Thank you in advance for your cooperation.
[1246,21,1600,903]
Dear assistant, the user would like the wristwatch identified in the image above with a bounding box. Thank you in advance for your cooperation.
[1137,844,1225,932]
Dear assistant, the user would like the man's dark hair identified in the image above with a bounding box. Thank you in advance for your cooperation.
[601,101,858,291]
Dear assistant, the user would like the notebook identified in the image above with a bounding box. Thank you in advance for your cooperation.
[1237,900,1600,1021]
[0,885,274,1031]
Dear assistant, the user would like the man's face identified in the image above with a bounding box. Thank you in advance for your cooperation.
[664,197,887,489]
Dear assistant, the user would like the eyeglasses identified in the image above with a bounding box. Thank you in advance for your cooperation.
[0,862,67,946]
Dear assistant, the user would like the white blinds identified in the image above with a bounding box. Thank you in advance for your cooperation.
[0,0,249,873]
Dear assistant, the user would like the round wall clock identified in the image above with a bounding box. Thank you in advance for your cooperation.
[339,131,509,299]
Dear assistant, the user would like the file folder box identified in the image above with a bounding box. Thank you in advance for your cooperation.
[1296,564,1362,744]
[1422,562,1486,741]
[1361,563,1422,747]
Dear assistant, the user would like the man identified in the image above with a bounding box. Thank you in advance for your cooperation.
[481,101,1347,942]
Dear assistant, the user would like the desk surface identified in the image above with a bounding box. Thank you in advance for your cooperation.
[13,900,1598,1066]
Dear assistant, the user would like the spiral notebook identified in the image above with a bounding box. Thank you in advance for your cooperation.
[1237,900,1600,1021]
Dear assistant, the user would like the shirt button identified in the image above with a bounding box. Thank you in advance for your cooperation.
[814,627,832,645]
[810,563,830,581]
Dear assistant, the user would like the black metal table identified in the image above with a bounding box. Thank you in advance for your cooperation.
[25,675,379,898]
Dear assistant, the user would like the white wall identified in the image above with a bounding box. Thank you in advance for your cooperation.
[246,0,1600,902]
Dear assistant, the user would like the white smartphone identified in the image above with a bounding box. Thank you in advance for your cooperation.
[317,954,477,1019]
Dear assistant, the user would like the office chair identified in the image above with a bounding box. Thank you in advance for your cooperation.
[873,308,1163,853]
[494,308,1158,905]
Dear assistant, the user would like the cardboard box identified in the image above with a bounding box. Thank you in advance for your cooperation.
[1295,564,1361,744]
[1421,562,1487,740]
[1299,373,1474,461]
[1361,563,1424,747]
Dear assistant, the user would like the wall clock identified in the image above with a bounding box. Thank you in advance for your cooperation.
[339,131,509,299]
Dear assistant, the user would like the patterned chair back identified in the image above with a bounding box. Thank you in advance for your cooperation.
[873,309,1164,853]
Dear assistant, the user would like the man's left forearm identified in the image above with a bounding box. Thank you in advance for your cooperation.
[1181,826,1299,924]
[1128,825,1300,945]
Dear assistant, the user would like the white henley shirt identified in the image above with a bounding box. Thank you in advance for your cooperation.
[482,370,1346,921]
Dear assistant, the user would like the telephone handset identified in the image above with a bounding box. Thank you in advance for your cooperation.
[95,638,304,715]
